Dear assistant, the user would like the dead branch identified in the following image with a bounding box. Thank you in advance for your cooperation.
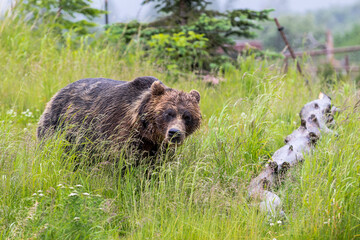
[248,92,339,216]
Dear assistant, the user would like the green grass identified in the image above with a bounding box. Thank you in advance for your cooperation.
[0,16,359,239]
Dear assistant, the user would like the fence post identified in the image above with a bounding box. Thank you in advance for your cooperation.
[274,18,304,77]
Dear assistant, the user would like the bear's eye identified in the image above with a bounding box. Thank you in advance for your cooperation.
[164,109,176,121]
[183,112,192,124]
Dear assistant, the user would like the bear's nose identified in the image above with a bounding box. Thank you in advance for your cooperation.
[168,128,182,143]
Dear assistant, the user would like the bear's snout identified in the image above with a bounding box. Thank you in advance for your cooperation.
[167,128,183,144]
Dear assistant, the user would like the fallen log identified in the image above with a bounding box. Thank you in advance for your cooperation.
[248,93,339,216]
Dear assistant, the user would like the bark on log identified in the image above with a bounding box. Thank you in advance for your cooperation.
[248,93,339,216]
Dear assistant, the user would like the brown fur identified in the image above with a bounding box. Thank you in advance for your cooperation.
[37,77,201,157]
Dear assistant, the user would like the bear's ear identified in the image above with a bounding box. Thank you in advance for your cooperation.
[151,81,165,96]
[190,90,200,103]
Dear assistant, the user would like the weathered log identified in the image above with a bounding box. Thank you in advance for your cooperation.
[248,93,339,216]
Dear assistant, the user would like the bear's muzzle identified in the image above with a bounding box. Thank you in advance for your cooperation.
[167,128,183,144]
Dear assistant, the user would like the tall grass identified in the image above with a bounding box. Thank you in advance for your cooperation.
[0,15,359,239]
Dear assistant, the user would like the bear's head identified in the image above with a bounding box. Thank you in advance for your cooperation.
[141,81,201,146]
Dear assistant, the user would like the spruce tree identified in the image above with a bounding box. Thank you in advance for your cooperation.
[22,0,105,35]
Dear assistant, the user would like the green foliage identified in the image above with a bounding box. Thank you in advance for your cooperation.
[105,0,272,71]
[1,14,360,240]
[182,13,232,49]
[20,0,105,35]
[334,24,360,62]
[259,1,360,52]
[105,20,164,45]
[142,0,210,25]
[19,185,118,239]
[335,24,360,46]
[259,14,326,52]
[148,31,209,73]
[317,63,339,89]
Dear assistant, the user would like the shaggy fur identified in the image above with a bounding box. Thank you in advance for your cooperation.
[37,76,201,157]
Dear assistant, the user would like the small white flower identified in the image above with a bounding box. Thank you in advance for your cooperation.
[94,194,101,197]
[240,112,247,119]
[69,192,78,197]
[293,121,297,125]
[69,187,74,190]
[57,184,63,187]
[73,217,80,221]
[270,222,274,226]
[324,222,328,224]
[21,109,33,118]
[6,109,16,117]
[280,121,285,124]
[82,193,90,196]
[277,220,282,224]
[23,128,28,131]
[32,193,37,196]
[37,190,43,193]
[75,184,83,187]
[38,193,44,197]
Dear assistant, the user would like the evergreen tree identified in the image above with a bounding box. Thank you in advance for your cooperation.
[22,0,105,35]
[107,0,272,71]
[140,0,271,56]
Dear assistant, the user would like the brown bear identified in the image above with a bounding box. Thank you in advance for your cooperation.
[37,76,201,157]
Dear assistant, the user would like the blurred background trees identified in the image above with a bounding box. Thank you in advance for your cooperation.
[11,0,360,77]
[105,0,272,72]
[21,0,105,35]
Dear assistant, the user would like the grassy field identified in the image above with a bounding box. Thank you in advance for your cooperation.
[0,16,359,239]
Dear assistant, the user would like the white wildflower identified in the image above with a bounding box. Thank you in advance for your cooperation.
[37,190,43,193]
[38,193,44,197]
[32,193,37,196]
[270,222,274,226]
[277,220,282,224]
[6,109,16,117]
[21,109,33,118]
[69,187,74,190]
[69,192,78,197]
[73,217,80,221]
[75,184,83,187]
[82,193,90,196]
[57,184,63,187]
